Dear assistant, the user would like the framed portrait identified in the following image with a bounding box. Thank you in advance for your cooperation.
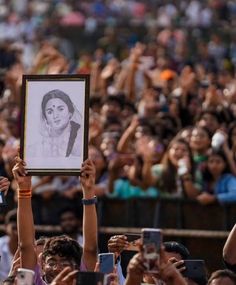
[20,74,90,175]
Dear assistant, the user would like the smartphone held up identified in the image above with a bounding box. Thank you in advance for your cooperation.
[142,228,163,273]
[16,268,35,285]
[98,253,115,274]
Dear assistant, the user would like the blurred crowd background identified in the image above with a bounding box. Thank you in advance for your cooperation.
[0,0,236,224]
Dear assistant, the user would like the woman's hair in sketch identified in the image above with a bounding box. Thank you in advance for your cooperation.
[41,89,75,119]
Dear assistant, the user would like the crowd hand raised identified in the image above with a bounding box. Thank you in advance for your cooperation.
[0,176,10,196]
[101,58,120,79]
[94,263,119,285]
[105,270,119,285]
[204,85,225,106]
[126,253,146,284]
[168,257,186,273]
[159,247,187,285]
[80,159,96,194]
[128,115,140,132]
[50,267,78,285]
[12,157,31,190]
[179,66,196,92]
[108,154,135,172]
[108,235,129,258]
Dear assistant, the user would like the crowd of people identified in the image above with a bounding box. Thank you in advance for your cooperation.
[0,156,236,284]
[0,0,236,284]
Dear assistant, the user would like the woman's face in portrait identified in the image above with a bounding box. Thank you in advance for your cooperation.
[45,98,72,133]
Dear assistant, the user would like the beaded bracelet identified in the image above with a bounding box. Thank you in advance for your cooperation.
[18,189,32,199]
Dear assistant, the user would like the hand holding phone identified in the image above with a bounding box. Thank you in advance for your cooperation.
[141,228,162,273]
[108,235,129,255]
[182,260,207,283]
[16,268,35,285]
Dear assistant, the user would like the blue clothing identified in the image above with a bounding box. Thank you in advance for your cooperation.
[211,174,236,204]
[108,178,159,199]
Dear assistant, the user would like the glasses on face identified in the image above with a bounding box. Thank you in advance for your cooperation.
[46,260,77,270]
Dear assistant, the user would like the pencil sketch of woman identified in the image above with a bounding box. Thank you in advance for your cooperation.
[29,89,82,157]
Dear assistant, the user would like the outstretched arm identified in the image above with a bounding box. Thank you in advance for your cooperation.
[80,159,98,271]
[223,224,236,267]
[12,158,37,269]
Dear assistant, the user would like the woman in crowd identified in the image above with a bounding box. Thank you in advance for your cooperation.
[150,138,200,198]
[197,148,236,205]
[108,153,159,199]
[189,126,211,167]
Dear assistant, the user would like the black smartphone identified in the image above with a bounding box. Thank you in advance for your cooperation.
[142,228,162,273]
[125,233,141,251]
[76,272,104,285]
[98,253,114,274]
[182,260,207,283]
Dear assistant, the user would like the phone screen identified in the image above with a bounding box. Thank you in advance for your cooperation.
[142,228,162,273]
[77,272,104,285]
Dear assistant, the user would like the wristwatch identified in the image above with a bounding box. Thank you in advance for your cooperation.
[81,196,97,205]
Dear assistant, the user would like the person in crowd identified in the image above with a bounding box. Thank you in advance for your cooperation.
[150,138,200,198]
[189,126,211,166]
[59,207,83,246]
[87,145,109,196]
[12,157,98,284]
[196,148,236,205]
[108,234,191,284]
[108,153,159,199]
[0,209,17,282]
[196,110,221,136]
[223,224,236,273]
[207,269,236,285]
[124,246,188,285]
[1,0,236,277]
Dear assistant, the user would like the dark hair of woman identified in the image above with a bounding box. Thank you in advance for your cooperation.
[203,148,231,183]
[159,138,194,194]
[41,89,75,120]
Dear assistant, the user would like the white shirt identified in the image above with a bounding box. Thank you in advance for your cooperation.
[0,235,13,282]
